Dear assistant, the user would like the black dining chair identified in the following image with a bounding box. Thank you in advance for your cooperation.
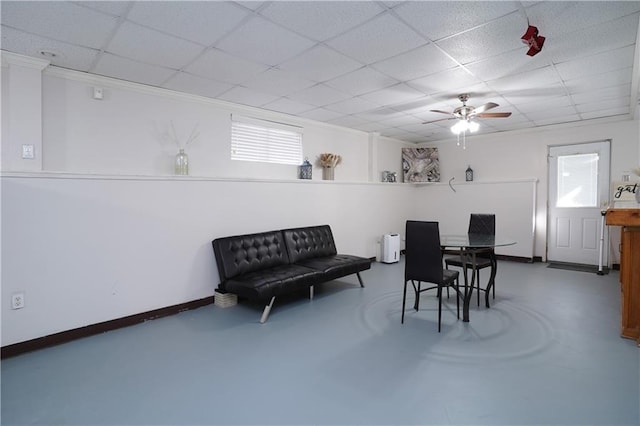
[445,213,496,306]
[402,221,460,332]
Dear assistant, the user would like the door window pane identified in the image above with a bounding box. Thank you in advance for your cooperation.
[556,153,599,207]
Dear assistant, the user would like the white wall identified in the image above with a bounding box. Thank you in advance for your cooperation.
[40,68,378,181]
[2,53,639,346]
[412,180,538,259]
[1,175,414,346]
[1,58,417,346]
[418,119,640,261]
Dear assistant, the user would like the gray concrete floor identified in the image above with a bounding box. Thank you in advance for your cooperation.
[2,260,639,425]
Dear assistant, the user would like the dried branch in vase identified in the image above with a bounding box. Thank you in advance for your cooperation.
[318,153,342,168]
[169,121,200,150]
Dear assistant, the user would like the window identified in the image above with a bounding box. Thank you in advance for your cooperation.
[556,153,599,207]
[231,115,303,165]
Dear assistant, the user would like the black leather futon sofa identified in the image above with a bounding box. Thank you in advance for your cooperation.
[212,225,371,322]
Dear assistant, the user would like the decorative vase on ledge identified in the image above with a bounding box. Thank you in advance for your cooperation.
[322,166,334,180]
[175,149,189,175]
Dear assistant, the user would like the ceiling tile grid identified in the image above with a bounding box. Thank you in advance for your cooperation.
[1,1,638,144]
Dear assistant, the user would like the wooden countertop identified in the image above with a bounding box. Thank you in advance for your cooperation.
[606,208,640,226]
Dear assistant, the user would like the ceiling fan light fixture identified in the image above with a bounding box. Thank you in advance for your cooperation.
[451,119,479,135]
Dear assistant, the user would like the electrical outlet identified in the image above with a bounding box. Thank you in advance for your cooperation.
[22,144,35,159]
[11,293,25,310]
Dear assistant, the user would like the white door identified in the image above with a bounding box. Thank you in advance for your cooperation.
[548,141,610,265]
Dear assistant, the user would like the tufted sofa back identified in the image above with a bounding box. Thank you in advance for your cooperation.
[282,225,337,263]
[212,230,290,281]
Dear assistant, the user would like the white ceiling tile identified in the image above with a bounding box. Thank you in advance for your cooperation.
[299,108,344,122]
[516,95,573,113]
[533,114,581,126]
[371,43,459,81]
[542,13,640,64]
[260,1,383,41]
[403,134,431,143]
[241,68,315,97]
[408,67,483,96]
[163,72,233,99]
[327,115,371,128]
[350,121,387,132]
[570,84,632,105]
[278,45,362,82]
[498,83,566,106]
[398,122,433,133]
[262,97,317,115]
[555,45,635,82]
[354,108,409,122]
[287,84,351,107]
[327,13,426,65]
[394,1,520,41]
[526,105,578,121]
[385,96,439,115]
[325,67,398,96]
[216,16,315,66]
[464,48,548,82]
[581,107,630,120]
[235,2,265,12]
[126,2,250,46]
[436,13,527,65]
[566,67,633,93]
[576,96,630,113]
[1,0,637,144]
[379,114,422,127]
[1,1,119,49]
[76,1,132,17]
[93,53,176,86]
[492,120,536,132]
[525,1,640,38]
[380,127,415,138]
[360,83,425,106]
[324,97,382,115]
[185,48,269,85]
[0,26,99,71]
[107,22,204,69]
[487,66,562,93]
[217,86,280,107]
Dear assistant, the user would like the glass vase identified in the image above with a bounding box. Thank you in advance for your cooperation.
[175,149,189,175]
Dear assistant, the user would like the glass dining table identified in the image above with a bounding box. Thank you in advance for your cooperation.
[440,234,517,322]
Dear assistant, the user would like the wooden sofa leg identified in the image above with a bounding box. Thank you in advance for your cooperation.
[357,272,365,288]
[309,285,314,300]
[260,296,276,324]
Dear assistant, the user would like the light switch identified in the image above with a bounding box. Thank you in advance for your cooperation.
[22,144,35,159]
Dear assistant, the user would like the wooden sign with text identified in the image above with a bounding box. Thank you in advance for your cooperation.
[612,181,640,207]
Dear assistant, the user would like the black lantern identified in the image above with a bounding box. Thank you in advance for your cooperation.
[465,165,474,182]
[298,158,312,179]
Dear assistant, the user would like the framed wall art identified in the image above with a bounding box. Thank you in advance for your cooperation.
[402,147,440,183]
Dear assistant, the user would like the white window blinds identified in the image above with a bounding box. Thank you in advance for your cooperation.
[231,115,303,165]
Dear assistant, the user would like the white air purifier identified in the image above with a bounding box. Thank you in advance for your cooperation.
[381,233,400,263]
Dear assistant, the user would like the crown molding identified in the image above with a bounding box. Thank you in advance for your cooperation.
[1,50,49,70]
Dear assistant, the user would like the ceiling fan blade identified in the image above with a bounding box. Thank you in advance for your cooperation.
[429,109,455,115]
[422,117,456,124]
[475,112,512,118]
[472,102,499,114]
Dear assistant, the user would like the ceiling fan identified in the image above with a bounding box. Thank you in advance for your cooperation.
[423,94,512,124]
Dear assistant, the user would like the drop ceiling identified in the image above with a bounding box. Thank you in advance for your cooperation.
[2,1,639,143]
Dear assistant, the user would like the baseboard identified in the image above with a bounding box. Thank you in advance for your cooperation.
[1,296,214,359]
